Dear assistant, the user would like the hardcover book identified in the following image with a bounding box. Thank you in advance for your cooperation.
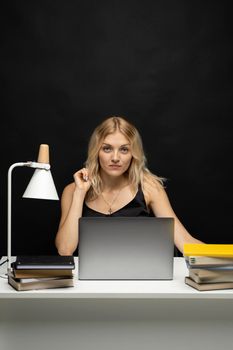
[185,276,233,291]
[186,256,233,266]
[183,244,233,258]
[8,273,74,291]
[185,260,233,270]
[188,269,233,284]
[13,269,73,279]
[14,255,75,270]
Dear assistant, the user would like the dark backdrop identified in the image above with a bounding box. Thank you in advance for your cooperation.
[1,1,232,256]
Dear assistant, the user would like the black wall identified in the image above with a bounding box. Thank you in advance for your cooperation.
[1,1,232,255]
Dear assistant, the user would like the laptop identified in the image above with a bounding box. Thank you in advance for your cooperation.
[78,217,174,280]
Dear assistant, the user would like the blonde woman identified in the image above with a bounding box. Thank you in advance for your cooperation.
[55,116,203,255]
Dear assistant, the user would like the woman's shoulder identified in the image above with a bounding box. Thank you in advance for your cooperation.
[143,179,165,206]
[62,182,76,197]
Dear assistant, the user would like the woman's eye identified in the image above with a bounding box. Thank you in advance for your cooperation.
[120,147,128,153]
[103,146,111,152]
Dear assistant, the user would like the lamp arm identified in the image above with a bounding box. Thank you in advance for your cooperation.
[7,161,51,273]
[8,163,28,272]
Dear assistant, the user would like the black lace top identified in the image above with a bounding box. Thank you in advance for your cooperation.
[82,187,154,217]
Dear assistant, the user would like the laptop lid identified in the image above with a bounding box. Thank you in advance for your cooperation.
[78,217,174,280]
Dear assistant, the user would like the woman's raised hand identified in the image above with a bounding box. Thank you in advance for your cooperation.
[73,168,92,192]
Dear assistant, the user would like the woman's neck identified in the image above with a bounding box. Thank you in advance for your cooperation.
[100,173,128,192]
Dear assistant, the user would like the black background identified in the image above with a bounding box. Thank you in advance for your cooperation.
[1,0,232,256]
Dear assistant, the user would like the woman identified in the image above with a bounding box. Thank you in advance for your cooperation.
[55,116,203,255]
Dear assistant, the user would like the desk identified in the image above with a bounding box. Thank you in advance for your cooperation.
[1,258,233,350]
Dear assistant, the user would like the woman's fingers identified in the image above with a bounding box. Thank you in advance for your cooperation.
[73,168,91,189]
[81,168,89,182]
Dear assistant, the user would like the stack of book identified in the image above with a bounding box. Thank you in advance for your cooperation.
[184,244,233,291]
[8,255,75,291]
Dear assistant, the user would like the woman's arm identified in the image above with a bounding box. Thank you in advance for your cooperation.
[55,168,91,255]
[145,183,203,254]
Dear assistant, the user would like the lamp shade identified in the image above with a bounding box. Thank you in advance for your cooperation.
[22,168,59,200]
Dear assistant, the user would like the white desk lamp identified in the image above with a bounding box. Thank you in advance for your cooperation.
[7,144,59,274]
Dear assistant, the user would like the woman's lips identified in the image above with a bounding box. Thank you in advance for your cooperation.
[109,165,121,169]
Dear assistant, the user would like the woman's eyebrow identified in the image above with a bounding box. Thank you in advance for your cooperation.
[102,143,130,147]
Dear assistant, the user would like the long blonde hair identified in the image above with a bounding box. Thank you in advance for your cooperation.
[85,116,165,201]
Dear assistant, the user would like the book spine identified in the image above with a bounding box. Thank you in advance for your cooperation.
[183,244,233,257]
[189,271,233,284]
[188,256,233,266]
[186,262,233,270]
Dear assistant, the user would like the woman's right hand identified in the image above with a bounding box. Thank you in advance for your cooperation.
[73,168,92,193]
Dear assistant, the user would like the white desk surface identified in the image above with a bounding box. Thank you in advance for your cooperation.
[0,257,233,299]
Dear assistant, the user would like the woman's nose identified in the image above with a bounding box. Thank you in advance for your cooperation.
[111,151,120,163]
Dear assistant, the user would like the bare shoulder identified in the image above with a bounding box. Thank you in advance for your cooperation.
[61,182,75,199]
[143,181,166,206]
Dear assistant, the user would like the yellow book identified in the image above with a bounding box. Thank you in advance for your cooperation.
[183,244,233,258]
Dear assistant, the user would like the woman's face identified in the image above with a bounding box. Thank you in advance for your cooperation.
[98,131,132,178]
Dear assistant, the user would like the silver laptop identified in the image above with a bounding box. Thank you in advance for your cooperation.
[78,217,174,280]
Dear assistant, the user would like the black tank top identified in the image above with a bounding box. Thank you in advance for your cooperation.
[82,187,154,217]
